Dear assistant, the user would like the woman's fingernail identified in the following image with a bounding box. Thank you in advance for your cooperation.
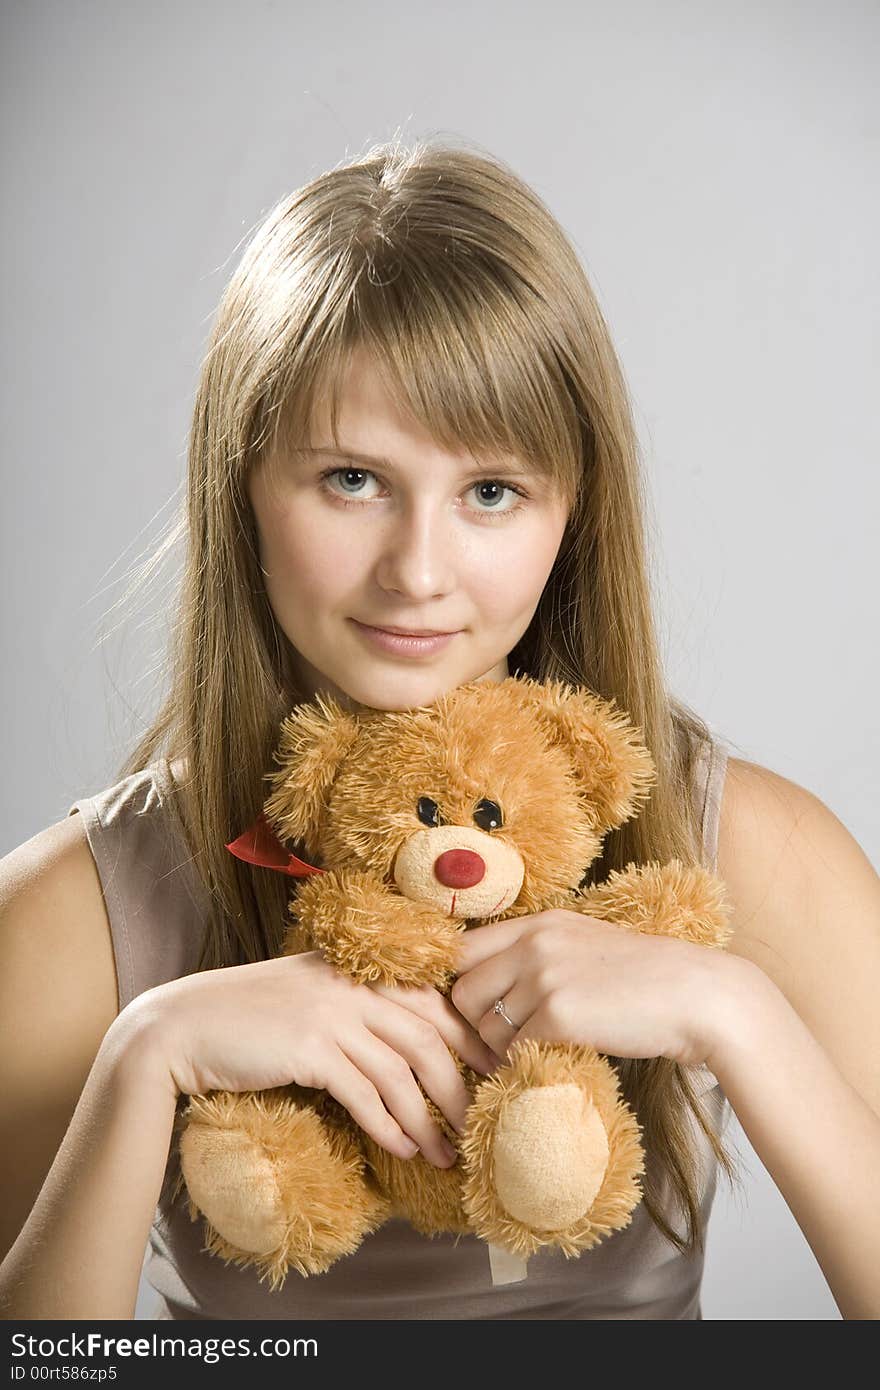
[440,1138,458,1164]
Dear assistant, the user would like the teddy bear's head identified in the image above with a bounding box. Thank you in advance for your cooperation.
[261,676,656,922]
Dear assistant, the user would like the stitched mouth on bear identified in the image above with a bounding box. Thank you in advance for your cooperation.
[452,888,514,920]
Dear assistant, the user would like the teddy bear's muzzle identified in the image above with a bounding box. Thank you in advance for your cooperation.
[393,825,526,920]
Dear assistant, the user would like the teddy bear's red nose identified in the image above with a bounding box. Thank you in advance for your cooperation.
[433,848,486,889]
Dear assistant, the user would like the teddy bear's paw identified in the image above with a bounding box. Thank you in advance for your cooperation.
[177,1090,391,1286]
[458,1040,646,1258]
[577,860,732,949]
[289,868,459,990]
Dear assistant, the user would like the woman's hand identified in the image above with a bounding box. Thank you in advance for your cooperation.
[120,951,499,1170]
[450,909,740,1068]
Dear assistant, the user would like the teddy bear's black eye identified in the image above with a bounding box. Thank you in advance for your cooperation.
[417,796,442,828]
[473,798,503,831]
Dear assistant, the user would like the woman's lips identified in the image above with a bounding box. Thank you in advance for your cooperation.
[351,619,459,657]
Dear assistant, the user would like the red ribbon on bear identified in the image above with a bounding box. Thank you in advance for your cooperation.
[225,812,326,877]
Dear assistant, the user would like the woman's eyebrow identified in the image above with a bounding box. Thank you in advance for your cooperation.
[297,445,532,475]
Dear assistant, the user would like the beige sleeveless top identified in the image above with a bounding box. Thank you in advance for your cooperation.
[67,733,731,1321]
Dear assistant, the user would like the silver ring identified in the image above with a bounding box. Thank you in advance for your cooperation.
[493,997,518,1029]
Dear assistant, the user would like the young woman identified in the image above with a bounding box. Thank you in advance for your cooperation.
[1,139,878,1322]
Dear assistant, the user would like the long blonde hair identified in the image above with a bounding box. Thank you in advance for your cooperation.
[118,135,743,1254]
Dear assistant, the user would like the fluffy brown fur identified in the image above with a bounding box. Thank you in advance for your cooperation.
[176,675,731,1289]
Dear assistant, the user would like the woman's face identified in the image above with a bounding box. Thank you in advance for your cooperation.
[246,349,571,712]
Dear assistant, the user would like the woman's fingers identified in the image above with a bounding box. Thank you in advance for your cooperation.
[369,981,500,1075]
[369,1008,477,1137]
[336,1032,460,1168]
[321,1046,422,1162]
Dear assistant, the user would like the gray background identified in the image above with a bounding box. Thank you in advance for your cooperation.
[3,0,877,1320]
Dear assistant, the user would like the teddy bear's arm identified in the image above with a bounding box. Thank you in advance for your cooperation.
[283,867,463,989]
[571,860,732,950]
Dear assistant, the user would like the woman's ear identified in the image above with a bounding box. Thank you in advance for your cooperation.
[262,693,361,851]
[502,676,656,831]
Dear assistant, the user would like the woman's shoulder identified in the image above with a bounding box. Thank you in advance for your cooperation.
[1,809,116,1001]
[716,754,823,960]
[716,752,875,946]
[717,753,840,886]
[0,808,119,1100]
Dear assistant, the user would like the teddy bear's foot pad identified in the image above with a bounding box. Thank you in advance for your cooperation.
[179,1093,391,1273]
[493,1084,610,1229]
[180,1123,286,1254]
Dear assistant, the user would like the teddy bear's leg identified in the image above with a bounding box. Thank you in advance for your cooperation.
[459,1040,645,1260]
[177,1088,391,1288]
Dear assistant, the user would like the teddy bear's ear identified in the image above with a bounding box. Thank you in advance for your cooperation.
[262,692,361,851]
[502,675,656,831]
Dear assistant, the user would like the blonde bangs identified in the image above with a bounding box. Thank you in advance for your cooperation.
[251,157,585,512]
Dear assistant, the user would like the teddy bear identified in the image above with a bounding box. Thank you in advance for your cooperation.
[175,674,732,1291]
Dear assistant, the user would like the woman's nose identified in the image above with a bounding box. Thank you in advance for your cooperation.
[374,504,456,598]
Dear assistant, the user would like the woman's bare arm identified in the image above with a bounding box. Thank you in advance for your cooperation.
[0,814,173,1320]
[716,758,880,1319]
[0,1017,177,1320]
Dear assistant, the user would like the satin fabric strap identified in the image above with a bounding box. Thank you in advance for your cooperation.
[225,811,326,877]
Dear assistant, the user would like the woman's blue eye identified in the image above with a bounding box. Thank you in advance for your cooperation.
[318,466,528,518]
[472,480,511,511]
[328,468,374,496]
